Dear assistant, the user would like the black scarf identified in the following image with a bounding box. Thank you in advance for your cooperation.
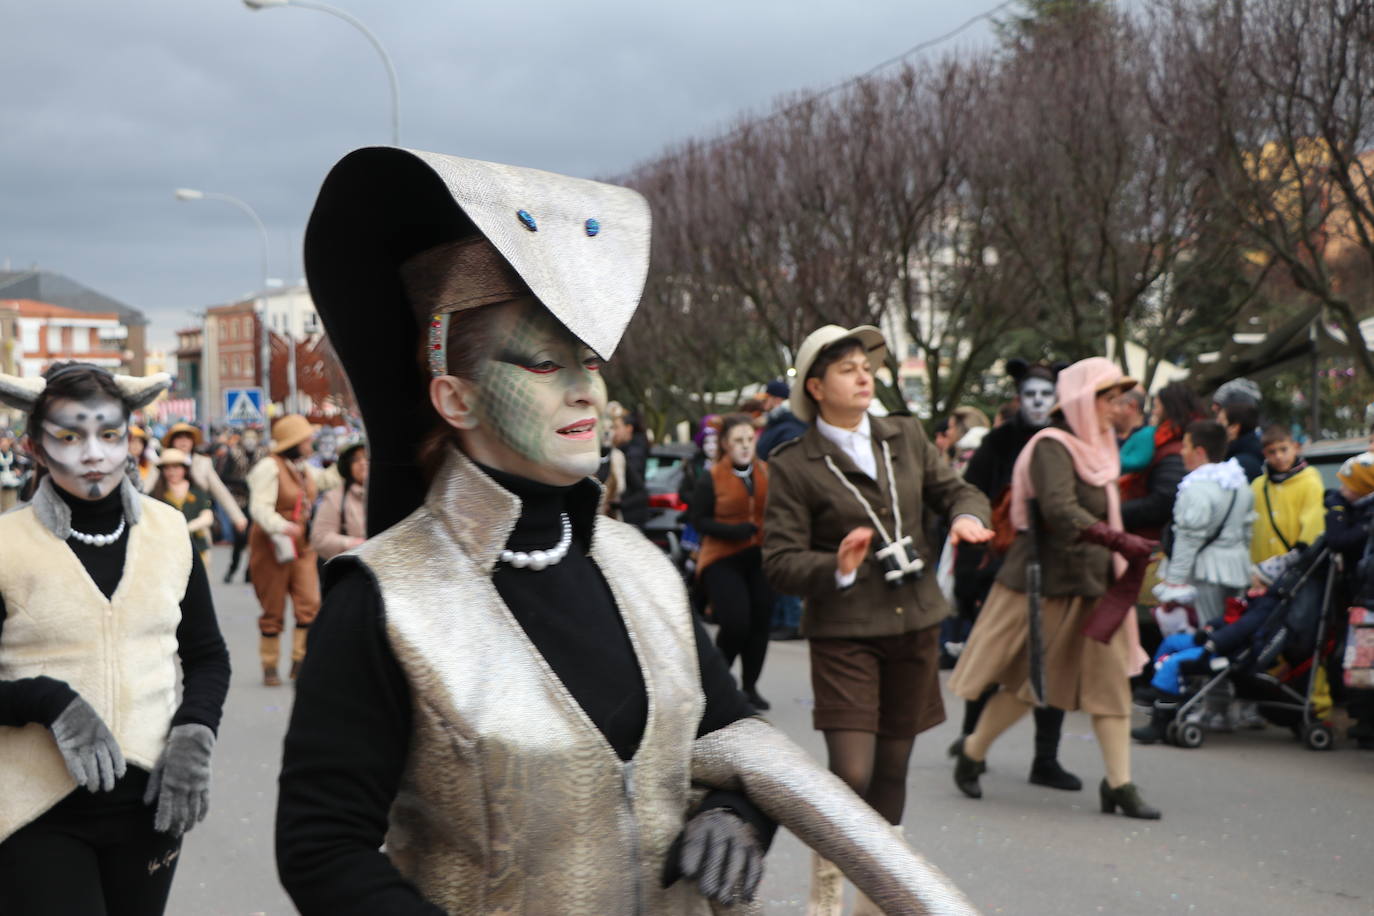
[1265,458,1310,485]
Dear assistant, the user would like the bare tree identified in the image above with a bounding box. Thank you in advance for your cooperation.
[1164,0,1374,374]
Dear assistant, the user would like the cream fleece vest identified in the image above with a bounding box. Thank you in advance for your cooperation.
[0,496,189,840]
[355,451,709,915]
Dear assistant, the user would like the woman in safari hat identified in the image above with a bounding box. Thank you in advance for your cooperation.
[144,422,246,537]
[246,413,325,686]
[150,447,216,568]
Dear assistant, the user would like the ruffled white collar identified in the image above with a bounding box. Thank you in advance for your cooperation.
[1178,458,1248,492]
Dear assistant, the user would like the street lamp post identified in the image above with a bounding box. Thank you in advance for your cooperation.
[243,0,400,146]
[174,188,277,418]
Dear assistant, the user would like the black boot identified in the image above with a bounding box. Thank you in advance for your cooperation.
[1028,757,1082,791]
[744,687,771,711]
[1132,702,1176,745]
[951,738,986,799]
[1099,779,1162,819]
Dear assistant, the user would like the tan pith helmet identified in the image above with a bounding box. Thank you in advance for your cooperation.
[789,325,888,423]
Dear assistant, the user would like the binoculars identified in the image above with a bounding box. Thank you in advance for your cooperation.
[875,535,924,588]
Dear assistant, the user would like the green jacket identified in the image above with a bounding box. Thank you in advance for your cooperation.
[763,414,990,638]
[997,438,1113,599]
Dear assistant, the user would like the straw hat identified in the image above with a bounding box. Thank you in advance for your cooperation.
[157,447,191,468]
[789,324,888,424]
[270,414,316,454]
[162,422,202,449]
[129,425,149,442]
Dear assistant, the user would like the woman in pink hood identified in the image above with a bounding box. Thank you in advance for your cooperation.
[947,357,1163,819]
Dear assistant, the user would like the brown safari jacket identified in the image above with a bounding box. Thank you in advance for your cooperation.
[762,415,991,639]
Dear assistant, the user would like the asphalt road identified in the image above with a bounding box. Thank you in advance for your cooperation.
[169,546,1374,915]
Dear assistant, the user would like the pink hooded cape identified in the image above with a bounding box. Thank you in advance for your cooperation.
[1008,356,1147,672]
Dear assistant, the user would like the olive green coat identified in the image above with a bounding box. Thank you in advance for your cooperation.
[762,415,991,638]
[996,437,1113,599]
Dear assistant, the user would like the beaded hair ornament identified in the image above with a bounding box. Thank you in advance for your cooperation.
[401,235,532,379]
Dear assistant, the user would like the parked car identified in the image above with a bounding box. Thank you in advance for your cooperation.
[641,442,696,567]
[1304,436,1370,490]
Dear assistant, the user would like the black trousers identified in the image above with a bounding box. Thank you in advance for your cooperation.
[228,517,252,577]
[702,547,774,690]
[0,768,181,916]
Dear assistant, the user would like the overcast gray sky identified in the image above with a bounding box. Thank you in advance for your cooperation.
[2,1,1003,352]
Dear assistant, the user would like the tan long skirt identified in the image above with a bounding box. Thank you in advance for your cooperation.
[947,583,1132,717]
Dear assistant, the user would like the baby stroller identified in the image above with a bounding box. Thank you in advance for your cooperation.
[1154,538,1343,751]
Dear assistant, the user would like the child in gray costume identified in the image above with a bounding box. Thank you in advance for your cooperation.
[1154,420,1254,625]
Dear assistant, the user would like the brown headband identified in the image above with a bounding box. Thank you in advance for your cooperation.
[400,236,531,323]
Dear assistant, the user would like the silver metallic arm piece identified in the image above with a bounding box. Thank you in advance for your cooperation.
[692,717,979,915]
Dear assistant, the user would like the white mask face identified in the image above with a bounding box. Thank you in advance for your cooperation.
[38,395,129,500]
[702,432,719,462]
[1019,377,1056,428]
[724,424,756,467]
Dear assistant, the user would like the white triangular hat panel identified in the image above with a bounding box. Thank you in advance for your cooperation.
[408,150,651,359]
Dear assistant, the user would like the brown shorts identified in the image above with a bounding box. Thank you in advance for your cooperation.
[808,626,946,738]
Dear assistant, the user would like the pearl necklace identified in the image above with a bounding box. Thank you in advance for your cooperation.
[69,517,126,547]
[499,513,572,571]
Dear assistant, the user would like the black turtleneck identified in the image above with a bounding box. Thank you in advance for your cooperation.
[276,464,771,916]
[482,464,652,757]
[690,463,759,541]
[0,482,231,736]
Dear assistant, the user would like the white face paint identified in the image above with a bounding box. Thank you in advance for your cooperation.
[468,301,609,485]
[702,432,720,462]
[724,424,756,467]
[1019,377,1056,428]
[38,395,129,500]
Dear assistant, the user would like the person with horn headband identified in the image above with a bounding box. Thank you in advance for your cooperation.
[0,362,231,915]
[274,147,977,916]
[947,357,1162,819]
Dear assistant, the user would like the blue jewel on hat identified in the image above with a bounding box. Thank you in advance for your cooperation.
[584,218,600,237]
[517,209,538,232]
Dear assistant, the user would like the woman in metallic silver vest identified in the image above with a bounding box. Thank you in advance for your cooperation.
[274,146,978,916]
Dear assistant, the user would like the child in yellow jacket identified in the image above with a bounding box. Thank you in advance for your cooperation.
[1250,425,1326,563]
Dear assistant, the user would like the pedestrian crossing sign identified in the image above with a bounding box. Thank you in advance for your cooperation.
[225,387,265,427]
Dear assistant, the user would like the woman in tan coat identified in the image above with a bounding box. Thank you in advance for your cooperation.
[948,357,1163,819]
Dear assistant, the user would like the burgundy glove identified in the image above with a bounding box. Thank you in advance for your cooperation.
[1082,553,1151,643]
[1079,522,1158,561]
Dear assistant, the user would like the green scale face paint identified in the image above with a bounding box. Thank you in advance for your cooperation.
[470,300,608,484]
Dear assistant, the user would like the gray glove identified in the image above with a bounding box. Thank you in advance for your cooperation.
[143,723,215,837]
[665,808,764,907]
[49,696,126,792]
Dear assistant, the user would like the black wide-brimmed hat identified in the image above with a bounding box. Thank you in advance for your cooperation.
[304,147,651,536]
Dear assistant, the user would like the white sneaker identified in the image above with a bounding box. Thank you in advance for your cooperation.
[1235,701,1267,729]
[1205,712,1233,732]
